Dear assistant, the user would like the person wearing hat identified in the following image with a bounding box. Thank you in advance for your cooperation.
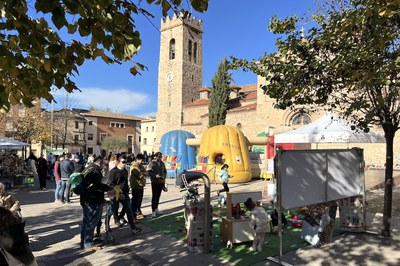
[73,154,84,173]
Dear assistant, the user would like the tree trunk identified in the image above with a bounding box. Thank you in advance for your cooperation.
[381,129,394,237]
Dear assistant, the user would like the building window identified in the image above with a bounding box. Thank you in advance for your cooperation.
[127,135,133,145]
[74,134,79,144]
[146,127,148,132]
[153,138,156,144]
[75,121,79,129]
[188,40,192,61]
[291,113,312,126]
[110,122,125,128]
[169,39,175,60]
[193,42,197,63]
[88,133,93,141]
[100,133,107,142]
[88,120,93,125]
[87,147,93,154]
[152,126,154,132]
[139,136,141,142]
[143,138,147,145]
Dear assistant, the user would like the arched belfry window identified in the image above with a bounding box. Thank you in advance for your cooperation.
[193,42,197,63]
[169,39,175,60]
[188,40,192,61]
[291,112,312,125]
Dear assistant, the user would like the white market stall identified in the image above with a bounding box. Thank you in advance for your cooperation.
[269,113,385,265]
[0,137,31,150]
[274,112,386,144]
[0,137,33,188]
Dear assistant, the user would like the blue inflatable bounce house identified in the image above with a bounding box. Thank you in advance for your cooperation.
[159,130,197,178]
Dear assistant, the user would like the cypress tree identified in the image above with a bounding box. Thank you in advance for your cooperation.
[208,58,233,127]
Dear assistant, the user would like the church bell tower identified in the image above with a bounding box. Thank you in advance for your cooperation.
[155,12,203,148]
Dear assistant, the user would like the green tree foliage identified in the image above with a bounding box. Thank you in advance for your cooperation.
[0,0,208,111]
[208,58,233,127]
[231,0,399,236]
[101,136,128,154]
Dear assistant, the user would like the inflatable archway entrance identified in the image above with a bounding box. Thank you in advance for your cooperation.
[197,125,252,183]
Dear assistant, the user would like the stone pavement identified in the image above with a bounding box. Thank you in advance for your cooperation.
[10,175,400,266]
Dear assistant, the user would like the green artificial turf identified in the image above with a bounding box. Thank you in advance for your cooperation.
[141,206,342,266]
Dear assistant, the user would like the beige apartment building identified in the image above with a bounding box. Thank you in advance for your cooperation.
[140,116,157,154]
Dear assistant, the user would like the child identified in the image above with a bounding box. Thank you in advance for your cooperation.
[217,164,231,197]
[244,197,271,252]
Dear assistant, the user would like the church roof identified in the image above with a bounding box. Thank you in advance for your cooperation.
[199,86,211,92]
[184,98,210,108]
[185,83,257,108]
[199,102,257,118]
[228,102,257,113]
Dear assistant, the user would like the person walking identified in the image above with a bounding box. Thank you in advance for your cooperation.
[37,154,48,190]
[59,153,75,204]
[129,154,147,220]
[27,156,39,189]
[217,164,232,197]
[107,155,141,234]
[147,152,167,218]
[80,156,110,251]
[244,197,271,252]
[54,155,64,203]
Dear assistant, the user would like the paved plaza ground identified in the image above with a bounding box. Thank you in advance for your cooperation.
[10,173,400,265]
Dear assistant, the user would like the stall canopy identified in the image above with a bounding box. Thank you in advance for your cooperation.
[0,137,31,150]
[275,112,386,144]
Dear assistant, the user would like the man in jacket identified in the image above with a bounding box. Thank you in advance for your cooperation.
[147,152,167,218]
[37,154,48,190]
[80,156,110,251]
[129,154,147,220]
[59,153,75,203]
[108,155,141,234]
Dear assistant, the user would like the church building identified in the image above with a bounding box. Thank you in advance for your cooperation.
[155,12,395,167]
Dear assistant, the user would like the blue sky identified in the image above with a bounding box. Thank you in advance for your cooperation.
[46,0,316,117]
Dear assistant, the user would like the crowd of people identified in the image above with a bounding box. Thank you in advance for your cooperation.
[2,149,166,252]
[47,150,167,251]
[1,150,275,258]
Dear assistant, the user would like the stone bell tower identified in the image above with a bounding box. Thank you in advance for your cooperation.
[155,12,203,149]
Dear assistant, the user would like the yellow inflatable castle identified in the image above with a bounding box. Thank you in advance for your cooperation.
[197,125,252,183]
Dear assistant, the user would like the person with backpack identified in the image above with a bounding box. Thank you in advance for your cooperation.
[79,156,111,251]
